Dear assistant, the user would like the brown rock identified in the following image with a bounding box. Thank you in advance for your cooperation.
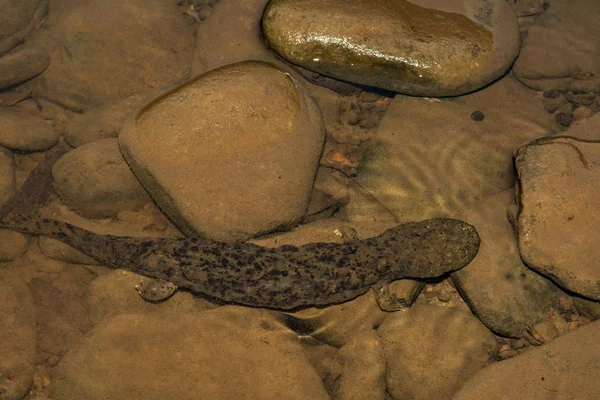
[452,190,561,338]
[262,0,520,96]
[378,304,497,400]
[573,296,600,321]
[52,138,151,218]
[513,0,600,92]
[515,135,600,300]
[0,270,37,400]
[28,0,195,111]
[354,76,555,222]
[0,146,15,210]
[52,307,330,400]
[0,106,59,151]
[0,0,47,56]
[453,321,600,400]
[64,93,148,147]
[191,0,277,75]
[0,47,49,90]
[0,229,28,261]
[337,331,386,400]
[120,61,326,241]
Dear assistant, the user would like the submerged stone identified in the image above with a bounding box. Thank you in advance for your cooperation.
[262,0,520,96]
[120,61,326,242]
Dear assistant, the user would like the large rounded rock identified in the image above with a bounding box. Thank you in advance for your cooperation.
[52,307,330,400]
[120,61,326,242]
[52,138,151,218]
[262,0,520,96]
[28,0,195,111]
[453,321,600,400]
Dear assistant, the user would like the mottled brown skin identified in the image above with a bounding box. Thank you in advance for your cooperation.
[0,215,479,309]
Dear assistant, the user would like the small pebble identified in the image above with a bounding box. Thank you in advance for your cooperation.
[566,91,596,107]
[542,95,564,113]
[555,112,573,127]
[573,105,595,120]
[531,320,559,344]
[437,288,453,303]
[542,89,562,99]
[497,348,518,360]
[470,110,485,121]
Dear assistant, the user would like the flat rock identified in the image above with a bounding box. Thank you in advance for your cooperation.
[0,270,37,400]
[0,0,47,56]
[452,190,562,338]
[513,0,600,92]
[52,307,330,400]
[64,93,148,148]
[452,320,600,400]
[28,0,195,111]
[0,47,49,90]
[515,135,600,300]
[355,76,555,222]
[52,138,151,218]
[262,0,520,96]
[87,269,216,325]
[378,304,497,400]
[0,106,60,151]
[120,61,326,242]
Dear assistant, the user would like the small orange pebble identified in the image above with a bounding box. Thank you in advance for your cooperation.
[331,152,352,165]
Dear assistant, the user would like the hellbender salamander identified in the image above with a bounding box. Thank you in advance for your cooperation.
[0,145,480,309]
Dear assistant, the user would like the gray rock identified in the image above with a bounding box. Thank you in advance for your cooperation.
[52,138,151,218]
[513,0,600,92]
[0,106,59,151]
[515,135,600,300]
[52,307,330,400]
[0,47,49,90]
[453,321,600,400]
[120,61,326,242]
[262,0,520,96]
[28,0,195,111]
[0,270,37,400]
[452,190,562,338]
[0,0,47,56]
[378,304,497,400]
